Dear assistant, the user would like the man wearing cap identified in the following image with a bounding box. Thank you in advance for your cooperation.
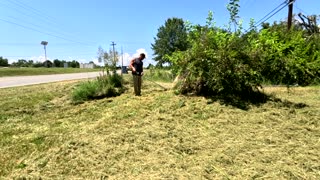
[130,53,146,96]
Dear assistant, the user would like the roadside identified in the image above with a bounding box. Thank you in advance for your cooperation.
[0,72,101,89]
[0,67,101,77]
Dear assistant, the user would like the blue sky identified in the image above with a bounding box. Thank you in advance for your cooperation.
[0,0,319,66]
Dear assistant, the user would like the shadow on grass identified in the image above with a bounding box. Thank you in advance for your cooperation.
[206,90,308,110]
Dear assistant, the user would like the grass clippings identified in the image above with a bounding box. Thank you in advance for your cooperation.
[0,76,319,179]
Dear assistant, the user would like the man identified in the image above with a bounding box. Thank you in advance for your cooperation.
[130,53,146,96]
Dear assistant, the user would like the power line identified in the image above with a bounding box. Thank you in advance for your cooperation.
[0,43,95,46]
[0,1,97,45]
[0,2,73,38]
[4,0,60,26]
[258,2,289,27]
[252,0,288,27]
[245,0,290,32]
[7,0,60,25]
[0,1,57,28]
[0,18,95,46]
[5,15,78,40]
[294,4,309,15]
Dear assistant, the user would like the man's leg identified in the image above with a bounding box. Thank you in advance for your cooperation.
[137,75,142,95]
[133,75,138,95]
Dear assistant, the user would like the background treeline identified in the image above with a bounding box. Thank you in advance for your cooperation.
[0,57,83,68]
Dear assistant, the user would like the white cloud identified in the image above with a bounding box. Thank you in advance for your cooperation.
[8,59,16,64]
[117,48,155,67]
[30,56,48,62]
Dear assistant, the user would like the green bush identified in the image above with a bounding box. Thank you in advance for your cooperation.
[72,74,124,103]
[168,10,262,98]
[251,28,320,86]
[108,73,123,88]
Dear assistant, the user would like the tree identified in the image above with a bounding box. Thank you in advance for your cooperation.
[27,60,34,67]
[68,60,80,68]
[53,59,62,67]
[151,17,189,67]
[0,57,9,67]
[12,59,28,67]
[33,61,43,68]
[97,46,119,73]
[43,60,53,68]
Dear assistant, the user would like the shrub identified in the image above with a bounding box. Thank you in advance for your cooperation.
[72,74,124,103]
[72,81,100,102]
[252,28,320,86]
[168,11,262,99]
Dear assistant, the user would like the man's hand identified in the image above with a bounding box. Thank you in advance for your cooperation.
[132,67,136,72]
[141,72,144,76]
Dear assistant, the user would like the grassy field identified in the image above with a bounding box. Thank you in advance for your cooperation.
[0,67,101,77]
[0,76,319,179]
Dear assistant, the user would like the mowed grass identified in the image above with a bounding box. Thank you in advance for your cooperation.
[0,76,319,179]
[0,67,100,77]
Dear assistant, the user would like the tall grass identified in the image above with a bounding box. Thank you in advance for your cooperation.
[72,74,124,103]
[144,68,174,82]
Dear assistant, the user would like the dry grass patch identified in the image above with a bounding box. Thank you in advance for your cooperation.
[0,78,319,179]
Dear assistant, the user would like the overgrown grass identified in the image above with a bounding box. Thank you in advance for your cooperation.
[0,78,319,179]
[144,68,174,82]
[0,67,100,77]
[72,74,124,103]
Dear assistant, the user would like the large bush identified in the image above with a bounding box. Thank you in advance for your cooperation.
[168,11,262,99]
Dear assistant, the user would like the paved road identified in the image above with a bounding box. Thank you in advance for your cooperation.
[0,72,102,89]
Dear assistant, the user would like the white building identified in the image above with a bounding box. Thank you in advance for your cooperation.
[80,63,95,69]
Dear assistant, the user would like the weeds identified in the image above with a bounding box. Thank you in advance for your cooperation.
[144,68,174,83]
[72,74,124,103]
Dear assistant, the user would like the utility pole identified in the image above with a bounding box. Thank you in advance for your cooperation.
[111,41,116,73]
[121,46,123,76]
[288,0,294,30]
[111,41,116,63]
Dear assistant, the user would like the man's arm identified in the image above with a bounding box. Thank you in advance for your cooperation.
[129,58,136,72]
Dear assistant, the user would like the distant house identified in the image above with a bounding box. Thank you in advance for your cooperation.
[80,63,95,69]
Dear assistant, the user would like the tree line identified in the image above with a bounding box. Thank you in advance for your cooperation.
[0,57,85,68]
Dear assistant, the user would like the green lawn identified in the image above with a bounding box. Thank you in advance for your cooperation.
[0,67,101,77]
[0,76,319,179]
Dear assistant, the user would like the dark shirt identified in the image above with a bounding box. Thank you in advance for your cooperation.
[132,58,143,75]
